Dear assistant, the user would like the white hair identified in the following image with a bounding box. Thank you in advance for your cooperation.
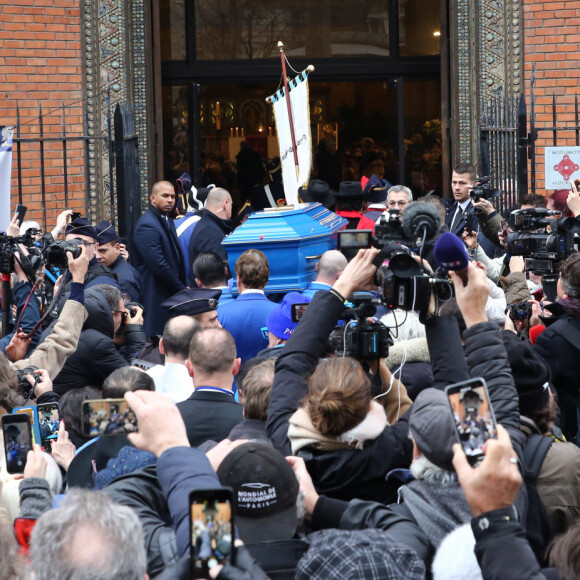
[387,185,413,202]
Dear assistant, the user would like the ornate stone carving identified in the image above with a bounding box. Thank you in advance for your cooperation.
[450,0,523,165]
[82,0,151,223]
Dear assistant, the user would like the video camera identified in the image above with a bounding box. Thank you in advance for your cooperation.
[328,292,391,360]
[0,231,44,278]
[469,176,501,204]
[506,209,578,274]
[336,202,452,320]
[506,208,580,300]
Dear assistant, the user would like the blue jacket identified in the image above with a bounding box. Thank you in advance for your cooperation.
[157,446,221,557]
[0,281,41,356]
[132,207,187,336]
[301,281,331,300]
[111,254,142,302]
[218,293,277,363]
[175,211,202,279]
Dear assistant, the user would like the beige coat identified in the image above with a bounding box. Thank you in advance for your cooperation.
[10,299,88,379]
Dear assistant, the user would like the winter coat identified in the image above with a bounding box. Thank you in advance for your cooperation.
[10,296,88,379]
[534,302,580,440]
[52,286,142,394]
[103,464,179,577]
[520,415,580,536]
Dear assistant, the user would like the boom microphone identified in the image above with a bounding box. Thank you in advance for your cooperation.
[401,202,441,242]
[434,232,470,286]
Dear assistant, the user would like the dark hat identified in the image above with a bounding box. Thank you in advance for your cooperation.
[363,174,392,204]
[161,288,221,317]
[65,217,98,241]
[295,529,426,580]
[266,292,311,340]
[503,339,551,413]
[299,179,335,209]
[188,184,215,211]
[176,172,192,193]
[335,180,365,199]
[95,220,118,245]
[216,442,299,543]
[409,388,459,472]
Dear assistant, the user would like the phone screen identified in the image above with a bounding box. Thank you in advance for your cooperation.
[337,229,372,251]
[446,378,497,466]
[190,490,234,577]
[2,415,32,473]
[291,302,309,323]
[81,399,138,437]
[38,403,60,452]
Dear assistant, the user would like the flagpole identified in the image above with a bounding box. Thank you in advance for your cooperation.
[278,41,300,180]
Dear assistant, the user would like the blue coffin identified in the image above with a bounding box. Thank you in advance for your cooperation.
[222,203,348,294]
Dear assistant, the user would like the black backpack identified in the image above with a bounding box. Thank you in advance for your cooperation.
[523,433,554,566]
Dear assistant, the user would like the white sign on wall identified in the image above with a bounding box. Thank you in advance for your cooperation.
[545,146,580,189]
[0,127,14,233]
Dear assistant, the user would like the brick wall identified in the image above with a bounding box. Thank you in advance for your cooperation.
[0,0,86,230]
[524,1,580,194]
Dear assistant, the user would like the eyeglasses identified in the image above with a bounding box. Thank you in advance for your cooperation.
[260,326,269,339]
[387,200,409,208]
[82,241,96,248]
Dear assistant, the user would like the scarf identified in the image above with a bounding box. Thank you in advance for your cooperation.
[288,401,388,455]
[400,478,472,549]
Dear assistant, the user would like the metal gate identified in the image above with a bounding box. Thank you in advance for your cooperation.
[12,96,141,247]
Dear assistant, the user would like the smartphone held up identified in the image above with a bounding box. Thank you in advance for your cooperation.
[81,399,138,437]
[446,378,497,466]
[2,414,32,473]
[190,488,235,578]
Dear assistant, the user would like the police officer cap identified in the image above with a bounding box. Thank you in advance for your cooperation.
[95,220,118,245]
[161,288,222,317]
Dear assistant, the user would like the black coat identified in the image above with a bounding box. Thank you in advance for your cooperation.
[266,290,413,505]
[187,211,233,286]
[103,464,178,577]
[132,206,187,336]
[52,286,142,395]
[534,306,580,440]
[111,254,142,302]
[177,390,243,447]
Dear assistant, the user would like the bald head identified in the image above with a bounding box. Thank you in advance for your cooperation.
[205,187,232,219]
[317,250,348,285]
[188,327,237,375]
[150,181,176,214]
[162,315,200,360]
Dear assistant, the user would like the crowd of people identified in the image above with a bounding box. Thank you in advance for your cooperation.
[1,160,580,579]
